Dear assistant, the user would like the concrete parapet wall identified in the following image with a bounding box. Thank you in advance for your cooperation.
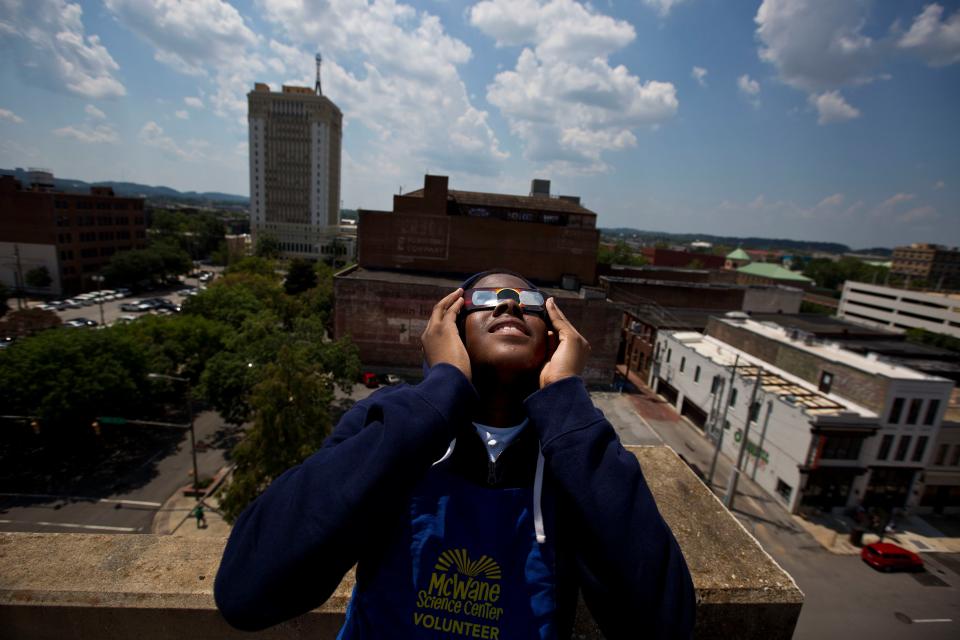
[0,446,802,639]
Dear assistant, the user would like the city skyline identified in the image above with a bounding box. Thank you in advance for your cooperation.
[0,0,958,248]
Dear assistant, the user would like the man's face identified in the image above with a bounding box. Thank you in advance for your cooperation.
[463,274,548,375]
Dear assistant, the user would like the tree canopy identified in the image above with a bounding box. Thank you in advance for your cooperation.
[25,266,53,289]
[598,240,647,267]
[802,257,888,292]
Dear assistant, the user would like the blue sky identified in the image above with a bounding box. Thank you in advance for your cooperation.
[1,0,958,249]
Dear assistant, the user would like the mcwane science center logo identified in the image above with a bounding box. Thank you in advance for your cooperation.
[414,548,505,637]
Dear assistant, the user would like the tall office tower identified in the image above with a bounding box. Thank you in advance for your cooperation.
[247,54,342,259]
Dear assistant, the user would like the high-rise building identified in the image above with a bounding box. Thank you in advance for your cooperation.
[247,55,342,260]
[892,243,960,288]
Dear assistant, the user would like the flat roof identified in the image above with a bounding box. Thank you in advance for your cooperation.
[336,267,584,299]
[666,331,877,418]
[403,187,596,216]
[717,318,945,381]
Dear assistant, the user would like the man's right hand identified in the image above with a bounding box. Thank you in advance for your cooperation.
[420,288,471,381]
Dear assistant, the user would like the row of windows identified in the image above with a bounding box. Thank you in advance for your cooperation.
[876,434,929,462]
[888,397,940,426]
[57,215,142,227]
[79,247,119,258]
[55,200,142,210]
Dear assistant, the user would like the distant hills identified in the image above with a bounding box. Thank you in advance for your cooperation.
[600,228,891,255]
[0,167,248,207]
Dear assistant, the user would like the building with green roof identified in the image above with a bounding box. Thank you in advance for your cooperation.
[737,262,814,289]
[725,247,751,270]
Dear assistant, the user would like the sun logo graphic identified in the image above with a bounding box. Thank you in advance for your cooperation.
[435,548,502,580]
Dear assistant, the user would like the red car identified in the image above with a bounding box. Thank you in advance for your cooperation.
[362,372,380,389]
[860,542,924,572]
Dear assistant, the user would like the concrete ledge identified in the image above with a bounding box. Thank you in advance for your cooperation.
[0,446,802,639]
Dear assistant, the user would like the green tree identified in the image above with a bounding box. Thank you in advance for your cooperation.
[24,266,53,289]
[218,333,360,522]
[255,234,280,259]
[905,328,960,353]
[113,314,233,384]
[226,256,277,278]
[0,308,62,337]
[0,328,155,431]
[284,258,318,295]
[598,240,646,267]
[181,278,268,328]
[803,257,887,292]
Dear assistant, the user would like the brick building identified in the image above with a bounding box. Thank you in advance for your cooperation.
[892,243,960,287]
[358,175,599,288]
[334,268,620,385]
[0,174,147,295]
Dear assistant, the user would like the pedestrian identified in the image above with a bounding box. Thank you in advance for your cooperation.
[192,504,206,529]
[215,269,695,638]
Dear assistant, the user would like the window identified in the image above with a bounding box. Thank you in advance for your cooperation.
[80,248,98,258]
[924,400,940,425]
[906,399,923,425]
[888,398,904,424]
[821,436,863,460]
[894,436,912,462]
[710,376,721,393]
[694,366,701,383]
[729,388,738,407]
[749,401,761,422]
[912,436,928,463]
[935,444,949,466]
[877,434,894,460]
[666,348,671,363]
[776,479,792,501]
[679,357,686,373]
[818,371,833,394]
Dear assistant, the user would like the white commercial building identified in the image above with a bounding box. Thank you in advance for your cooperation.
[247,73,344,261]
[838,280,960,339]
[653,319,955,515]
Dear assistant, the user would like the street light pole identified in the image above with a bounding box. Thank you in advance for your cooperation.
[147,373,199,500]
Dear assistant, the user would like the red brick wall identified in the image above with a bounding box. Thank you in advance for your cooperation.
[605,280,745,310]
[640,248,725,270]
[334,274,620,385]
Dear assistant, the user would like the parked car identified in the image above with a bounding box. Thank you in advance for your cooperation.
[861,543,924,572]
[65,318,98,328]
[120,300,145,312]
[383,373,402,385]
[61,299,83,309]
[115,314,138,324]
[362,372,380,388]
[116,288,132,298]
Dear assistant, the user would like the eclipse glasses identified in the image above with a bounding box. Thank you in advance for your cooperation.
[463,287,546,315]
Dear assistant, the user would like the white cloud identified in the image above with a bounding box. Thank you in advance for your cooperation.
[0,108,24,124]
[737,74,761,108]
[470,0,635,62]
[737,74,760,95]
[934,180,946,190]
[175,109,189,119]
[184,96,204,109]
[104,0,258,76]
[755,0,879,92]
[0,0,126,98]
[53,123,119,143]
[642,0,690,17]
[809,90,860,124]
[817,193,844,207]
[899,205,938,223]
[85,104,106,120]
[138,120,202,160]
[898,3,960,67]
[473,0,677,172]
[258,0,507,179]
[691,66,708,87]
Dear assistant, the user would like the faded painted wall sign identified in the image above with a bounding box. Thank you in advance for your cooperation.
[395,216,450,260]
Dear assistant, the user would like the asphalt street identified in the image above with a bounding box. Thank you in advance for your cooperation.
[0,410,234,534]
[616,385,960,640]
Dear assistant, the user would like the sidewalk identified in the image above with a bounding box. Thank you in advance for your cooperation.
[152,465,232,538]
[621,380,960,555]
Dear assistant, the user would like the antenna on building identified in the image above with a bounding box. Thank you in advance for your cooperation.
[315,52,323,95]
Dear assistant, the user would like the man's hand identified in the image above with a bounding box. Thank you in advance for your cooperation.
[540,297,590,388]
[421,288,471,381]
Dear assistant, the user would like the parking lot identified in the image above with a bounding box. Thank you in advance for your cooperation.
[19,270,218,328]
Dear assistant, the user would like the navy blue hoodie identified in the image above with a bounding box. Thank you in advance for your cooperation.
[215,364,695,638]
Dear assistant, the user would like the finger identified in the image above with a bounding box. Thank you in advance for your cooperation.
[545,297,574,337]
[443,297,464,322]
[430,288,463,324]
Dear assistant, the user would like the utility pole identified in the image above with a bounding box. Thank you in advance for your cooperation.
[707,355,739,487]
[13,243,25,310]
[724,366,763,509]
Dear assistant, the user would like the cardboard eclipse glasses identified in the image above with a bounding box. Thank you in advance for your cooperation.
[462,287,546,316]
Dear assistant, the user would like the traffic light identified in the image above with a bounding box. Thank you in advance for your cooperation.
[91,420,101,437]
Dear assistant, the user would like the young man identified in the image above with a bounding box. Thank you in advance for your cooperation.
[215,271,695,639]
